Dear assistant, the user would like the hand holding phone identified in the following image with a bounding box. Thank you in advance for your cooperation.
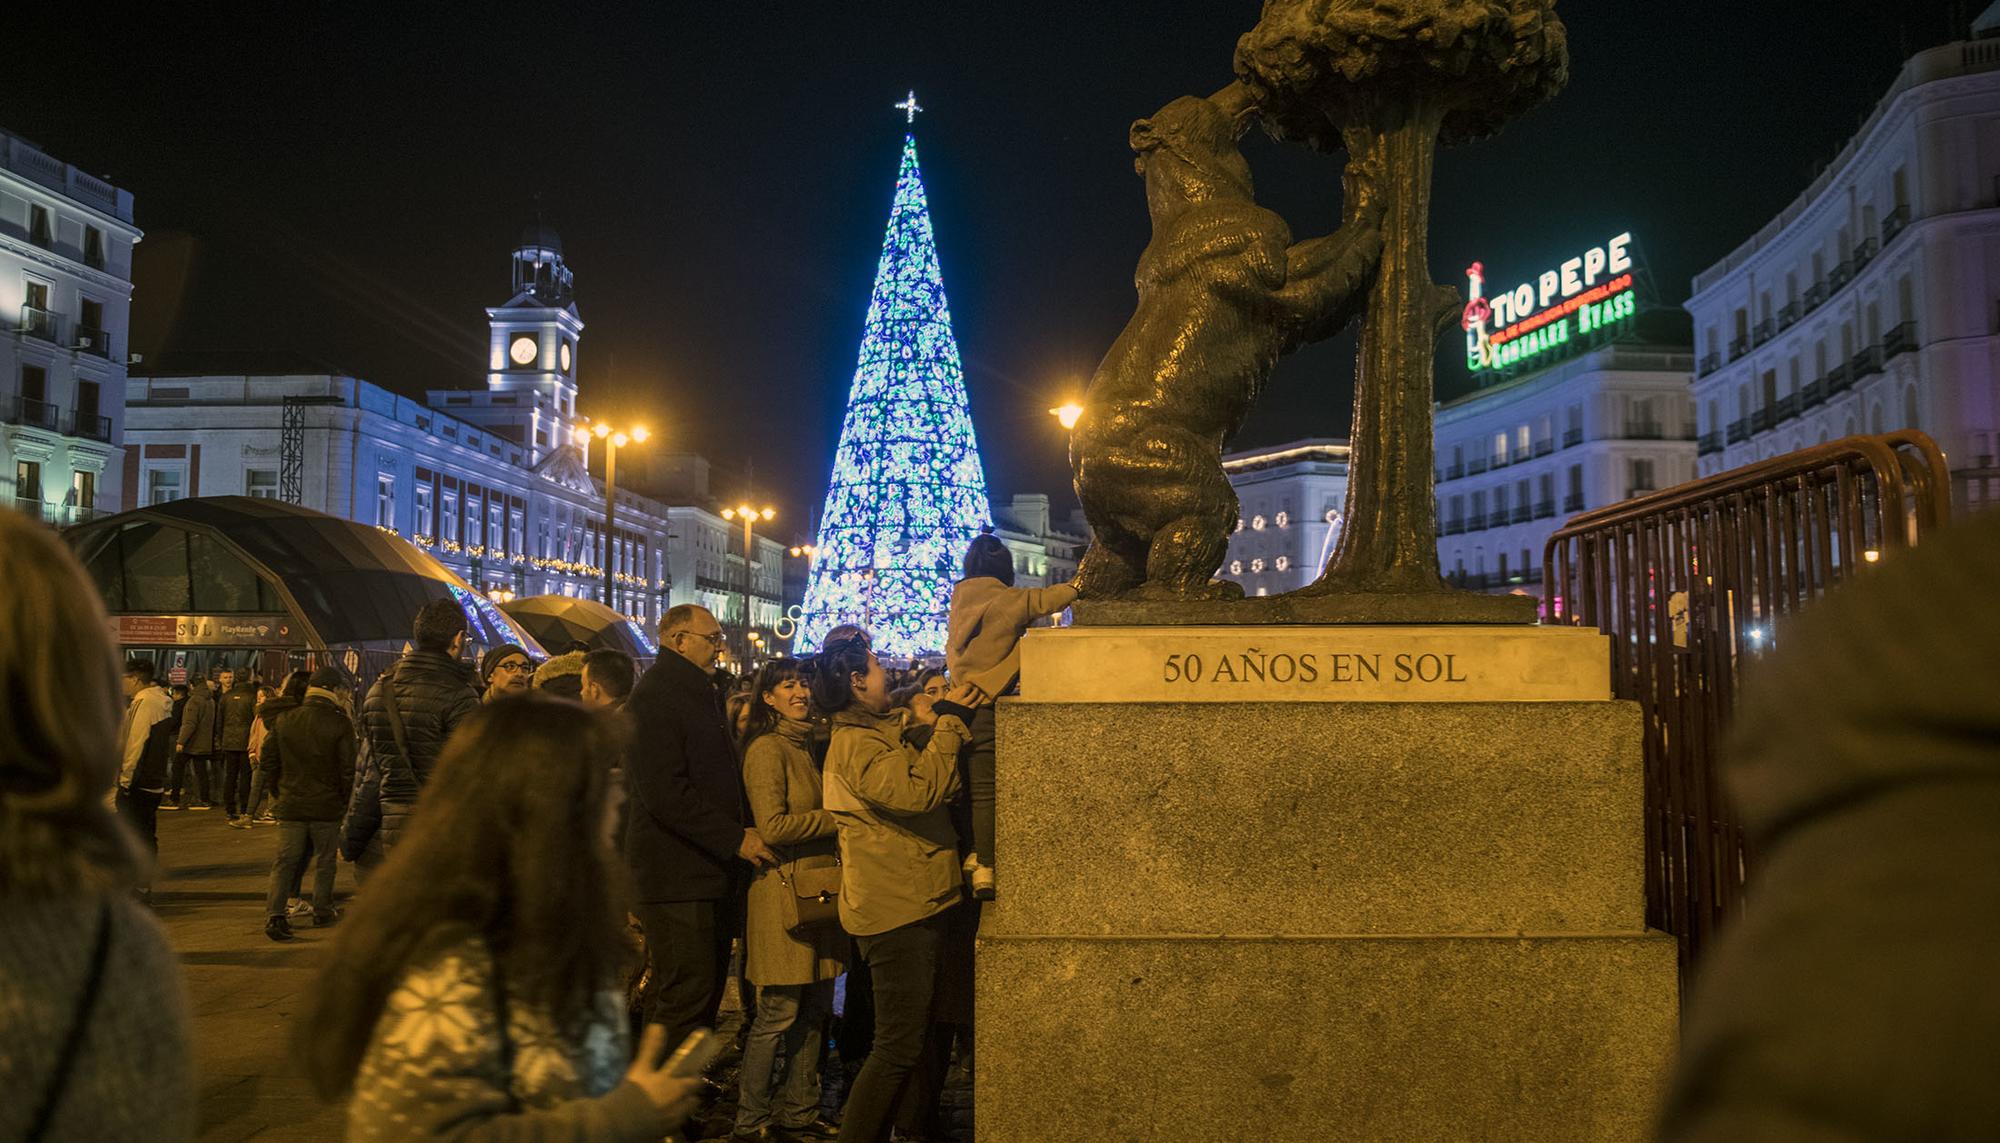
[623,1025,706,1125]
[662,1026,722,1078]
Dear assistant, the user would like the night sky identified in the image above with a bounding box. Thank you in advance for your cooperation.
[10,1,1970,539]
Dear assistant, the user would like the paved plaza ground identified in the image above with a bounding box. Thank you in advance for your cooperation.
[152,808,972,1142]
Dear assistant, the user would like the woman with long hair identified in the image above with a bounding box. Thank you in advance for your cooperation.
[0,510,193,1141]
[733,660,845,1140]
[300,697,701,1139]
[814,631,982,1143]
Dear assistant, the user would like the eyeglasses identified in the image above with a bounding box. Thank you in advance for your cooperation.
[493,659,532,675]
[680,630,726,648]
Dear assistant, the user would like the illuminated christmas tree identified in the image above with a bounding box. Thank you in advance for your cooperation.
[800,120,991,657]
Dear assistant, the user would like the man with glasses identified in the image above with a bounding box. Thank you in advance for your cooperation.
[626,604,779,1107]
[479,643,534,703]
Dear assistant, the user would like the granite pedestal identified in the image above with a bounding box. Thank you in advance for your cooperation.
[975,625,1678,1142]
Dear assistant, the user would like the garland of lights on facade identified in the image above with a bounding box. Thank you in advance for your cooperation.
[798,132,991,657]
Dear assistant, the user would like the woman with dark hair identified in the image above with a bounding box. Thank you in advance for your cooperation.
[945,530,1081,897]
[300,697,701,1139]
[814,632,981,1143]
[0,509,192,1141]
[732,660,845,1141]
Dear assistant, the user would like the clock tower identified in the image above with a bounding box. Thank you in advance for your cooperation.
[483,224,585,464]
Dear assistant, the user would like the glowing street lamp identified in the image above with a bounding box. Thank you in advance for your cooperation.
[788,543,817,559]
[577,418,652,607]
[721,503,776,659]
[1050,401,1085,430]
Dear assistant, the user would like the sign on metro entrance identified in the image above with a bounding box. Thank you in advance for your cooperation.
[1463,232,1639,375]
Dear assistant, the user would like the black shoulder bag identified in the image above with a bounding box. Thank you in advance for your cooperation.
[27,902,114,1142]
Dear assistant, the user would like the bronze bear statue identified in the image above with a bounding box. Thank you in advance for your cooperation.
[1071,82,1382,600]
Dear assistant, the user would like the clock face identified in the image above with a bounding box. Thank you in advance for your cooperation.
[560,342,573,372]
[509,335,538,366]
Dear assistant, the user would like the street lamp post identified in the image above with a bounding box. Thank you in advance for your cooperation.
[577,421,650,612]
[722,502,775,662]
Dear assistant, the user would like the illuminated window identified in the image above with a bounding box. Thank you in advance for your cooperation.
[1275,556,1290,571]
[376,474,396,528]
[245,469,278,499]
[1250,558,1265,573]
[415,485,434,536]
[1274,511,1289,528]
[1251,515,1267,531]
[1229,560,1243,575]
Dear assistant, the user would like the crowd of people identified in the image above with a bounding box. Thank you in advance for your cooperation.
[2,512,1073,1142]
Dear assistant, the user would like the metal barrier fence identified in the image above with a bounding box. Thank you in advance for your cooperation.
[1541,432,1952,984]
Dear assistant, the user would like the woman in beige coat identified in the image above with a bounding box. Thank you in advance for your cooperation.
[735,661,846,1141]
[813,631,981,1143]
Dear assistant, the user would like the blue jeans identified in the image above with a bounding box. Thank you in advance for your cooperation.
[267,820,338,919]
[735,980,834,1131]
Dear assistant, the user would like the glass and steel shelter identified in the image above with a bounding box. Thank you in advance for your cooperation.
[499,594,658,666]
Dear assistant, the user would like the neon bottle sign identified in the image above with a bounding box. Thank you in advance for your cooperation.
[1465,232,1637,373]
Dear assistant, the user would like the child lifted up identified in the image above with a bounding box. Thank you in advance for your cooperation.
[944,530,1082,898]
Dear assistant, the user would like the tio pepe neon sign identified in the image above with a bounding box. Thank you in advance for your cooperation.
[1463,232,1637,373]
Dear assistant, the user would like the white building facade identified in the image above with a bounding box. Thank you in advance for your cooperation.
[122,230,785,635]
[1220,439,1352,596]
[1435,345,1696,593]
[2,129,139,526]
[991,493,1085,590]
[1688,31,2000,512]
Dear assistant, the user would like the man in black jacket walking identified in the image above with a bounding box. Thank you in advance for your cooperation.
[346,599,481,861]
[261,667,357,940]
[626,604,778,1061]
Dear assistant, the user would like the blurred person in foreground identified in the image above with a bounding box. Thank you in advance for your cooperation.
[301,697,701,1139]
[347,599,480,863]
[1658,511,2000,1141]
[733,659,845,1142]
[816,631,980,1143]
[260,666,357,941]
[0,510,193,1141]
[945,530,1080,898]
[582,648,637,711]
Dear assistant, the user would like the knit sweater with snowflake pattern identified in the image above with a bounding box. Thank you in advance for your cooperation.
[346,925,671,1141]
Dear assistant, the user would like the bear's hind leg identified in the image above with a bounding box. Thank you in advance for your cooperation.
[1074,538,1144,598]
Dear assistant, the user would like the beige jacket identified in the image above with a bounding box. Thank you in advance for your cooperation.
[823,706,969,937]
[945,577,1080,699]
[741,718,847,986]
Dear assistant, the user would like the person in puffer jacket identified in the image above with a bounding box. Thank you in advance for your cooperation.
[347,600,480,860]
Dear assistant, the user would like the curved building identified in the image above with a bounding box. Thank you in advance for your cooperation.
[1688,26,2000,511]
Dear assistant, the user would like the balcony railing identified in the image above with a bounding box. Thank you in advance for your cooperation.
[1624,422,1666,440]
[1697,351,1721,376]
[1802,379,1826,409]
[1727,418,1749,444]
[1467,457,1490,475]
[1534,438,1554,458]
[71,410,112,442]
[1563,427,1584,448]
[19,306,60,342]
[1511,504,1533,524]
[1535,499,1556,519]
[1883,204,1911,244]
[1827,362,1853,394]
[1777,301,1801,330]
[1563,492,1585,513]
[1697,430,1724,456]
[72,326,110,358]
[1488,509,1511,529]
[1728,336,1749,360]
[1853,236,1879,268]
[1444,462,1465,480]
[1751,318,1774,346]
[1750,407,1773,433]
[1775,393,1801,423]
[1852,345,1884,378]
[8,396,60,431]
[1511,445,1531,464]
[1883,320,1917,360]
[1444,518,1466,536]
[1830,259,1853,289]
[1804,282,1827,310]
[1491,451,1511,470]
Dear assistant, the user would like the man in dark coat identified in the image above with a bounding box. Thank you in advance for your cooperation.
[1659,511,2000,1141]
[261,667,358,940]
[216,668,260,822]
[171,676,215,809]
[625,604,778,1061]
[347,599,480,859]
